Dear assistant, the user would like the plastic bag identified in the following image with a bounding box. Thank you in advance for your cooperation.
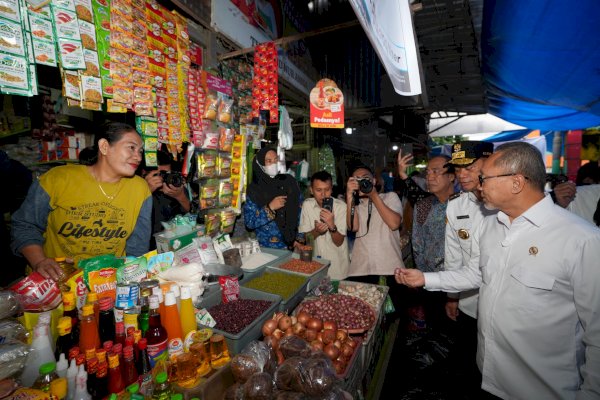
[0,319,29,344]
[231,340,273,384]
[9,273,61,312]
[379,276,396,315]
[300,356,338,397]
[274,357,305,393]
[278,106,293,150]
[0,291,21,319]
[243,371,274,400]
[278,335,312,359]
[0,339,30,380]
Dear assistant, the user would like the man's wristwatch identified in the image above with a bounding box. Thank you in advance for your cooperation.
[329,225,338,233]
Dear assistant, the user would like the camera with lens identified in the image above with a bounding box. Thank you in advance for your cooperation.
[355,177,374,194]
[545,173,568,189]
[159,170,185,187]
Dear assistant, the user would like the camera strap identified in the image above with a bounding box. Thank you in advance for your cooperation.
[354,199,373,239]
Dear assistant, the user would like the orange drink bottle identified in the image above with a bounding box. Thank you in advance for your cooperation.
[79,305,100,353]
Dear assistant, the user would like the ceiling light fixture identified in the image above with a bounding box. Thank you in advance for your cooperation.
[392,145,399,151]
[345,127,353,134]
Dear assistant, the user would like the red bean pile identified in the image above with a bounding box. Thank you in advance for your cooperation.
[208,299,273,334]
[299,294,375,331]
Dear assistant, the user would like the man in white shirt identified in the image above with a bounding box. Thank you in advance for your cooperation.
[395,141,600,399]
[299,171,349,280]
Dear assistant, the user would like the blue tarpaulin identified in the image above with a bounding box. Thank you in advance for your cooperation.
[481,0,600,130]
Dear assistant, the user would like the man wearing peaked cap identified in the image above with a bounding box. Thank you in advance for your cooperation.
[446,141,494,167]
[443,140,497,396]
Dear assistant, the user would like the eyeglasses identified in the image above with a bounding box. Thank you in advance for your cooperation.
[478,173,529,185]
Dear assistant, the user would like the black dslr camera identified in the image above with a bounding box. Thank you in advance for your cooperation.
[355,177,374,194]
[160,170,185,187]
[545,173,568,189]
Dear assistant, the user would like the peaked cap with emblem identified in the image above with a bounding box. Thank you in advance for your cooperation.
[446,140,494,167]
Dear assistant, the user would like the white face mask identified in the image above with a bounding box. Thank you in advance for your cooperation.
[263,163,278,178]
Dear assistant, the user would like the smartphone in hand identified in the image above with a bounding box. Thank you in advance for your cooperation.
[322,197,333,212]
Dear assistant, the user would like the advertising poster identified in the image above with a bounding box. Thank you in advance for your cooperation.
[309,78,344,129]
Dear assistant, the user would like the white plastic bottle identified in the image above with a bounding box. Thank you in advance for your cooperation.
[20,321,55,386]
[56,353,68,378]
[72,367,91,400]
[66,359,78,400]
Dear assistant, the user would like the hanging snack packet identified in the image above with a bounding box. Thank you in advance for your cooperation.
[217,98,233,124]
[218,180,233,207]
[205,211,221,236]
[9,273,62,312]
[220,209,237,234]
[200,179,219,209]
[217,154,232,178]
[198,151,217,178]
[203,93,219,120]
[219,275,239,303]
[218,127,234,152]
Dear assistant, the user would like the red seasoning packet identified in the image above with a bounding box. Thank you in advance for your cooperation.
[10,272,62,312]
[219,275,239,303]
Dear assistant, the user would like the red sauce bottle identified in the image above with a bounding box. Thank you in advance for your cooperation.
[144,295,168,367]
[122,345,138,386]
[107,353,125,395]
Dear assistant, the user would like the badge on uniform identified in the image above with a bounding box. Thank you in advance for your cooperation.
[458,229,470,239]
[529,246,538,256]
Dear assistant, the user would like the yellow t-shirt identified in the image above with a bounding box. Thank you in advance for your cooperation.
[39,164,151,264]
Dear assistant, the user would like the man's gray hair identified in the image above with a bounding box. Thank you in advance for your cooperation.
[493,142,546,192]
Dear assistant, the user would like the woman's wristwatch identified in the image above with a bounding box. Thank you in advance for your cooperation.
[329,225,338,233]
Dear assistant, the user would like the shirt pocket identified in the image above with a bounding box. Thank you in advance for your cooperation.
[508,266,556,312]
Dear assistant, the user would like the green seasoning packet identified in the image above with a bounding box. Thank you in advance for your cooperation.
[116,255,147,283]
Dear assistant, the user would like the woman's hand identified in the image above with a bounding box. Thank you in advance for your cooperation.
[33,258,64,281]
[397,150,414,180]
[268,195,288,211]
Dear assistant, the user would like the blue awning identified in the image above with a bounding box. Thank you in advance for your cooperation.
[481,0,600,130]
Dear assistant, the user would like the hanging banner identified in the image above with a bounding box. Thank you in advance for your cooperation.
[309,78,344,129]
[348,0,422,96]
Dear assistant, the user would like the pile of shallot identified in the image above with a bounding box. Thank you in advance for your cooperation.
[261,311,359,375]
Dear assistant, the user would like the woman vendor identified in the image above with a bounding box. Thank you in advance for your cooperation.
[243,147,304,249]
[11,122,152,281]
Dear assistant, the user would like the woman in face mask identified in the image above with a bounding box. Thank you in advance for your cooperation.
[243,147,304,249]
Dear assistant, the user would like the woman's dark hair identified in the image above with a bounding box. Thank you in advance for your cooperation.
[80,122,137,165]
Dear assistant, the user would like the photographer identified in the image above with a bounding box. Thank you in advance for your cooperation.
[142,150,190,248]
[299,171,349,280]
[346,165,405,308]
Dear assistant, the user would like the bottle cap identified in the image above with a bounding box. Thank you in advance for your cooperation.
[109,394,118,400]
[62,292,75,310]
[87,292,98,303]
[126,382,140,394]
[85,348,96,360]
[55,257,66,262]
[123,345,134,359]
[76,353,86,366]
[112,343,122,354]
[86,357,98,373]
[155,371,168,384]
[99,296,113,311]
[165,291,176,306]
[68,347,80,360]
[133,330,142,343]
[116,321,125,334]
[137,338,147,350]
[126,327,135,339]
[171,284,180,298]
[102,341,113,352]
[82,304,94,317]
[108,353,120,369]
[171,395,183,400]
[180,286,191,300]
[96,362,108,378]
[96,349,107,363]
[57,316,72,335]
[39,361,56,375]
